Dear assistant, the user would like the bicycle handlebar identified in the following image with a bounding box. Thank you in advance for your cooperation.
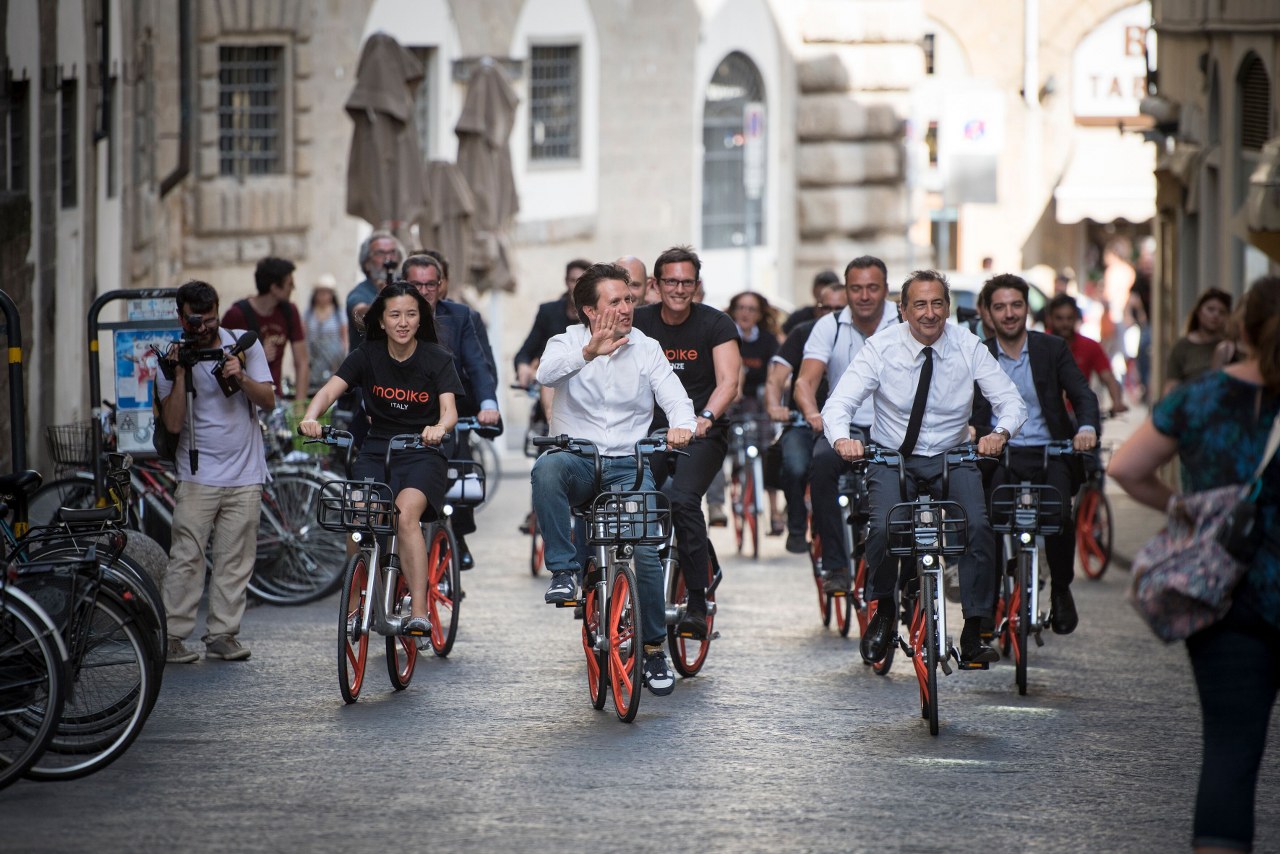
[857,442,979,501]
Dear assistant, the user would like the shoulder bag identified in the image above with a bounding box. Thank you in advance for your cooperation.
[1128,412,1280,642]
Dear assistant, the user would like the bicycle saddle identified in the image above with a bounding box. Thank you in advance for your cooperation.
[0,469,42,499]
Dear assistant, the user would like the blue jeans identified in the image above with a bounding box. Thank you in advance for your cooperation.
[779,425,818,538]
[531,451,666,645]
[1186,594,1280,852]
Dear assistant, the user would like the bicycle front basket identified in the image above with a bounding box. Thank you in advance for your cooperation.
[989,483,1064,536]
[586,490,671,545]
[45,421,96,469]
[317,479,397,534]
[886,499,968,557]
[444,459,486,506]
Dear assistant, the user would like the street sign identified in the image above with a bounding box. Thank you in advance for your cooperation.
[744,101,765,200]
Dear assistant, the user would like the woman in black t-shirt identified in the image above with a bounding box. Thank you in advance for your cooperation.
[300,282,462,636]
[726,291,783,532]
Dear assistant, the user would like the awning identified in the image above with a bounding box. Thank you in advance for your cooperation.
[1053,126,1157,224]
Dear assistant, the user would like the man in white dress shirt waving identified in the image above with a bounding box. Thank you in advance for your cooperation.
[823,270,1027,665]
[534,262,696,695]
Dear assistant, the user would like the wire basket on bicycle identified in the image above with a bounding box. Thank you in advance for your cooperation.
[44,422,96,472]
[317,480,398,535]
[586,491,672,545]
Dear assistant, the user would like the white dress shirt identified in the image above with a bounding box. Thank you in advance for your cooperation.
[821,321,1027,455]
[802,302,899,426]
[537,324,697,456]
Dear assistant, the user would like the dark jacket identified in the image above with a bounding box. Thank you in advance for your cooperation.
[434,299,497,408]
[513,295,573,369]
[972,330,1100,441]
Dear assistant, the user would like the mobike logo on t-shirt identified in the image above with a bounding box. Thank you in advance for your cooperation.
[371,384,430,411]
[663,347,699,372]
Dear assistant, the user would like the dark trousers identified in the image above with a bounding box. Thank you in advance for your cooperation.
[779,425,819,538]
[651,428,728,590]
[984,446,1076,589]
[441,431,476,537]
[810,436,859,575]
[1186,595,1280,852]
[864,454,996,619]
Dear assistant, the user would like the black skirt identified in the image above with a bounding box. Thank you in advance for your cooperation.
[353,437,449,520]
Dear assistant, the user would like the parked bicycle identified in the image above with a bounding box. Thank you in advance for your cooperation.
[532,432,671,723]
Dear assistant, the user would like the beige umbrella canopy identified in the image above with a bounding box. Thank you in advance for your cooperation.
[345,33,426,241]
[416,160,476,290]
[455,58,520,293]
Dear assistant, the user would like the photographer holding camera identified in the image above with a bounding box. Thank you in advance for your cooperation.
[158,281,275,664]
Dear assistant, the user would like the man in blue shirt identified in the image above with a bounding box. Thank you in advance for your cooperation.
[403,254,500,569]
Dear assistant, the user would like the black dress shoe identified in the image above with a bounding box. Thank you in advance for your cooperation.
[785,533,809,554]
[959,617,1000,663]
[457,536,474,570]
[860,603,894,663]
[677,609,708,639]
[1050,586,1078,635]
[821,571,851,595]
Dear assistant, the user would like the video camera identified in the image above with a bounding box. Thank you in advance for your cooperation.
[154,321,259,398]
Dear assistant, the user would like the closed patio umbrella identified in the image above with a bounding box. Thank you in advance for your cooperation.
[455,58,520,293]
[345,32,426,241]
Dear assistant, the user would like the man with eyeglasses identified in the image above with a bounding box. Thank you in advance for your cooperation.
[157,280,275,665]
[347,230,405,350]
[793,256,901,587]
[513,259,591,389]
[632,245,741,639]
[402,254,499,570]
[764,281,849,553]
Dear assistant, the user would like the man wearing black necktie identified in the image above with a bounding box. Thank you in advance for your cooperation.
[822,271,1027,665]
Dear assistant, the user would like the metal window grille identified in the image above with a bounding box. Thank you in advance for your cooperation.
[529,45,579,161]
[1238,55,1271,152]
[60,79,77,208]
[6,80,29,193]
[702,52,765,250]
[923,33,936,75]
[218,45,284,177]
[409,46,435,161]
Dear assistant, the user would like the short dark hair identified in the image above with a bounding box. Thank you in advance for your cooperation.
[422,248,450,279]
[401,254,443,280]
[978,273,1030,309]
[813,270,841,289]
[900,269,951,306]
[1047,293,1081,319]
[566,258,591,278]
[254,257,296,295]
[844,256,888,282]
[653,245,701,283]
[176,280,218,315]
[573,262,631,326]
[363,282,440,344]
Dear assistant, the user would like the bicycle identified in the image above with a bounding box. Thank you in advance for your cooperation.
[514,383,547,576]
[531,433,671,723]
[1074,443,1113,580]
[988,441,1070,696]
[309,429,462,704]
[727,417,766,559]
[662,530,722,678]
[860,442,978,736]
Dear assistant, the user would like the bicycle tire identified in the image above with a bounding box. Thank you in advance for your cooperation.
[1015,550,1030,696]
[853,556,870,636]
[0,590,65,791]
[667,568,713,678]
[870,590,897,676]
[730,464,746,555]
[249,471,347,606]
[608,562,642,722]
[26,597,155,780]
[923,572,939,736]
[1076,487,1113,580]
[385,569,417,691]
[810,533,832,628]
[338,552,370,704]
[426,524,461,657]
[745,465,759,560]
[26,475,98,529]
[581,561,607,710]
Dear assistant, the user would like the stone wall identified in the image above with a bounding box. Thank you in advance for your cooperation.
[793,0,924,288]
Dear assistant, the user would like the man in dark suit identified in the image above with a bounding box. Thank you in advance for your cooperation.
[513,258,591,388]
[972,274,1101,635]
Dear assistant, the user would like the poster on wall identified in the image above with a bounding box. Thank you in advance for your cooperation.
[113,328,181,454]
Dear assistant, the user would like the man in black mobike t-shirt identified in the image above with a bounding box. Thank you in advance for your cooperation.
[632,245,742,639]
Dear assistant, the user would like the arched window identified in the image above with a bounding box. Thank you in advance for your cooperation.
[1238,52,1271,153]
[702,52,765,250]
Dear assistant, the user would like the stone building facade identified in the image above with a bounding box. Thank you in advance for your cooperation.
[1,0,926,466]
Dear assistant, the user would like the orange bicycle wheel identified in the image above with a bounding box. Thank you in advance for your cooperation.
[607,564,642,722]
[385,570,417,690]
[337,553,370,704]
[581,566,608,710]
[426,525,461,657]
[1076,487,1113,580]
[667,569,714,677]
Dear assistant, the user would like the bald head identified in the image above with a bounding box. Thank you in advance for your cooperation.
[615,255,649,304]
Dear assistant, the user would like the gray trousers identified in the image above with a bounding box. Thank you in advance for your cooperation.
[863,454,996,620]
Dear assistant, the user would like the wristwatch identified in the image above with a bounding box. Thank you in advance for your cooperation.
[991,427,1010,439]
[699,409,715,421]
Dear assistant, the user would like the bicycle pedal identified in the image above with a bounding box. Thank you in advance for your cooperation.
[956,660,990,671]
[1034,633,1045,648]
[940,660,953,676]
[554,599,582,608]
